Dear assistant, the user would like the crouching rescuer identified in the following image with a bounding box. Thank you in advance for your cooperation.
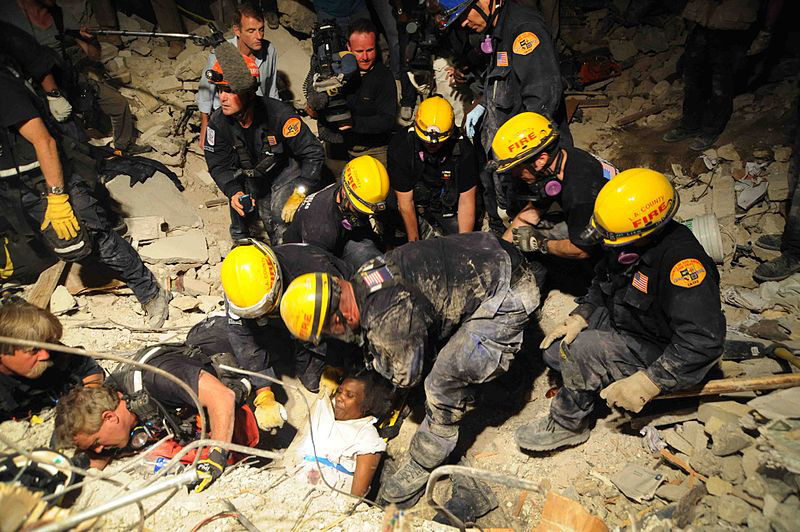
[54,343,259,492]
[203,42,325,244]
[515,169,725,452]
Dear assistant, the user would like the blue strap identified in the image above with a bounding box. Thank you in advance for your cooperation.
[304,455,353,476]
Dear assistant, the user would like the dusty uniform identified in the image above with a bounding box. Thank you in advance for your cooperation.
[353,232,540,454]
[388,128,478,236]
[188,244,353,391]
[0,67,160,305]
[545,222,725,430]
[204,97,325,243]
[282,183,383,268]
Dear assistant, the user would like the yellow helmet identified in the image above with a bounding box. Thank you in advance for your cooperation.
[415,96,454,144]
[279,272,339,344]
[220,240,282,318]
[590,168,679,247]
[341,156,390,215]
[491,112,558,173]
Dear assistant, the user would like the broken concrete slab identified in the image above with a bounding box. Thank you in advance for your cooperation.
[124,216,167,242]
[706,476,733,497]
[183,277,211,297]
[151,75,182,93]
[712,175,737,224]
[698,401,752,426]
[717,494,753,525]
[656,482,690,502]
[717,143,741,162]
[690,448,722,477]
[720,455,744,485]
[106,172,202,230]
[176,52,207,81]
[609,39,638,63]
[170,294,199,312]
[130,39,152,56]
[139,231,208,265]
[681,421,709,452]
[664,428,694,456]
[767,162,790,201]
[50,285,77,315]
[198,295,223,313]
[712,424,756,457]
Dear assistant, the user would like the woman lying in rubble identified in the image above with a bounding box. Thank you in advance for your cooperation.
[292,371,392,497]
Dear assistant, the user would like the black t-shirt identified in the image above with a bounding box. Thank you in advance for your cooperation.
[282,183,379,256]
[0,350,102,421]
[0,69,42,171]
[388,129,478,194]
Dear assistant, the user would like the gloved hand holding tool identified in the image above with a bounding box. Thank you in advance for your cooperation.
[600,371,660,413]
[193,446,227,493]
[318,366,344,398]
[281,186,307,222]
[253,388,286,430]
[46,91,72,122]
[465,104,485,139]
[512,226,548,253]
[41,193,81,240]
[540,314,588,349]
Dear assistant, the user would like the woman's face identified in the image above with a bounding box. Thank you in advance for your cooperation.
[333,378,367,421]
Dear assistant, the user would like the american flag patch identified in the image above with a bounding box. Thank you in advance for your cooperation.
[267,135,277,146]
[496,52,508,67]
[632,271,648,293]
[360,266,391,292]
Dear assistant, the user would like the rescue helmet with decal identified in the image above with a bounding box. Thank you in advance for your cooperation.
[280,272,340,344]
[491,112,558,173]
[340,156,390,215]
[429,0,477,30]
[585,168,679,247]
[220,239,282,318]
[205,42,259,93]
[415,96,454,144]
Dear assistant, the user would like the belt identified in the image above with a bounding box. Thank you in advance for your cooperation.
[0,161,41,178]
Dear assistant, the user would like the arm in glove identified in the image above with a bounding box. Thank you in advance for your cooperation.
[747,30,772,56]
[47,94,72,122]
[540,314,588,349]
[253,388,286,430]
[465,104,485,139]
[512,226,547,253]
[41,194,81,240]
[281,187,307,222]
[319,366,344,398]
[193,446,227,493]
[599,371,660,413]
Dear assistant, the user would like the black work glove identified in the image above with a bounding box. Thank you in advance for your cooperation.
[511,226,548,253]
[193,446,227,493]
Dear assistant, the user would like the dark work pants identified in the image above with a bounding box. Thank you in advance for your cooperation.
[93,80,134,150]
[18,174,158,304]
[543,306,661,431]
[782,96,800,258]
[680,26,749,136]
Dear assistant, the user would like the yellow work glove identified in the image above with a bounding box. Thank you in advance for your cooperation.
[318,366,344,398]
[600,371,661,413]
[41,193,80,240]
[192,446,227,493]
[540,314,588,349]
[281,188,306,222]
[253,388,286,430]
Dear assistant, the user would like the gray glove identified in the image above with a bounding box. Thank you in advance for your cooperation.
[512,226,547,253]
[47,94,72,122]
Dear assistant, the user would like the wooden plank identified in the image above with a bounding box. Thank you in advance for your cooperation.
[27,260,66,309]
[655,373,800,399]
[615,103,666,127]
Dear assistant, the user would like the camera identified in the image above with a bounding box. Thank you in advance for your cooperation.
[308,22,358,129]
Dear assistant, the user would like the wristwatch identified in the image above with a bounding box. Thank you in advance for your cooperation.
[46,89,62,98]
[540,238,549,254]
[48,185,65,195]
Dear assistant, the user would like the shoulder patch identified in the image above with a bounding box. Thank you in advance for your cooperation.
[670,258,706,288]
[512,32,540,55]
[282,117,302,138]
[206,126,215,147]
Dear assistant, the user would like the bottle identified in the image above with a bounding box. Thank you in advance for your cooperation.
[137,455,184,476]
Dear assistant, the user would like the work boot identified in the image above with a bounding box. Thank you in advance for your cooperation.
[753,254,800,283]
[433,463,498,526]
[756,233,782,251]
[123,143,153,156]
[265,11,280,30]
[382,430,450,505]
[662,126,697,143]
[168,41,185,60]
[143,287,171,328]
[515,415,590,452]
[689,133,719,151]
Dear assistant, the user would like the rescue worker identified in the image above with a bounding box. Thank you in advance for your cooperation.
[492,112,617,259]
[283,155,389,268]
[0,299,103,421]
[203,42,325,244]
[197,3,279,151]
[0,62,170,327]
[279,231,541,506]
[388,96,478,240]
[662,0,782,151]
[54,341,259,492]
[432,0,570,235]
[206,240,354,431]
[515,169,725,452]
